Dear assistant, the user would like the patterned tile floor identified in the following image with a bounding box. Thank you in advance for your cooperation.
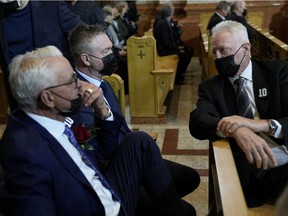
[127,57,209,216]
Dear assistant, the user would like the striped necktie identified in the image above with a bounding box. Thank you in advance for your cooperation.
[63,126,122,204]
[234,77,254,119]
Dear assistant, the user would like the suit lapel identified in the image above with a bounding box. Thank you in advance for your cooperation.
[17,111,93,188]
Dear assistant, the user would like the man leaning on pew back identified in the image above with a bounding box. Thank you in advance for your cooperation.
[189,20,288,208]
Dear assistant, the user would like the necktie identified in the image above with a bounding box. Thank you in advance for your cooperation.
[63,126,122,203]
[234,77,254,119]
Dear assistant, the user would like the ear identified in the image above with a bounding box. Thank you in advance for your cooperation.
[39,90,55,108]
[242,43,251,55]
[80,53,91,66]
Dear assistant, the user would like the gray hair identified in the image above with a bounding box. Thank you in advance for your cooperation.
[8,46,63,111]
[212,20,249,46]
[230,0,245,11]
[69,23,107,59]
[216,1,230,11]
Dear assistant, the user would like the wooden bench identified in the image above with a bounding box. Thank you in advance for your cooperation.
[103,73,126,117]
[209,140,275,216]
[126,35,179,124]
[199,25,217,80]
[249,24,288,61]
[0,69,9,123]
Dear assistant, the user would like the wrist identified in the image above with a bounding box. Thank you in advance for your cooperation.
[94,106,112,120]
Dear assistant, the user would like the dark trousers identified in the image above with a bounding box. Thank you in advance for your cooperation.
[105,131,187,216]
[230,139,288,207]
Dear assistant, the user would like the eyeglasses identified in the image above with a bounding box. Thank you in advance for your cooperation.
[45,72,78,90]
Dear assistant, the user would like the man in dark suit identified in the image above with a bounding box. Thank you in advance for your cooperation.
[68,23,200,216]
[226,0,253,40]
[0,0,81,111]
[153,3,192,84]
[0,45,189,216]
[206,1,230,33]
[189,20,288,207]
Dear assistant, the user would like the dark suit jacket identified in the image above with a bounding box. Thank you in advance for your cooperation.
[0,1,81,109]
[207,13,224,32]
[66,0,106,26]
[72,73,131,146]
[0,109,122,216]
[227,12,253,40]
[153,18,178,56]
[189,59,288,147]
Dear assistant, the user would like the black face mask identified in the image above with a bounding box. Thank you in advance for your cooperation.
[215,45,245,78]
[52,93,82,115]
[242,9,247,17]
[99,53,118,76]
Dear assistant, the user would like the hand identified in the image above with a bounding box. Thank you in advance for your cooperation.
[80,84,107,115]
[231,127,277,169]
[217,115,269,136]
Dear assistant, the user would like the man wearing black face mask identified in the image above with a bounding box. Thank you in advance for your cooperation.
[190,20,288,208]
[69,23,200,216]
[227,0,253,40]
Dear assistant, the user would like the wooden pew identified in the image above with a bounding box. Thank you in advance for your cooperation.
[126,35,179,124]
[249,24,288,61]
[199,25,217,80]
[103,73,126,117]
[0,69,9,123]
[209,140,276,216]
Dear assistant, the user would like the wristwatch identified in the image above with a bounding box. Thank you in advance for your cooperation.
[268,119,278,135]
[95,107,112,120]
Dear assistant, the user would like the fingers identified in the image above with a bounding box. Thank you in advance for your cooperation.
[248,141,277,169]
[82,86,102,106]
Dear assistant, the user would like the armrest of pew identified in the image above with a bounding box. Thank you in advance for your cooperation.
[103,73,126,117]
[209,140,249,216]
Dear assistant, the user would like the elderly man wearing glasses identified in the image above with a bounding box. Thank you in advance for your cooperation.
[0,46,191,216]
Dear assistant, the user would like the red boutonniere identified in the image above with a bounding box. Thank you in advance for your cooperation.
[72,124,99,150]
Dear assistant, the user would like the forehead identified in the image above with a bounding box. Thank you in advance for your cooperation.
[212,31,235,49]
[48,56,73,79]
[91,33,112,51]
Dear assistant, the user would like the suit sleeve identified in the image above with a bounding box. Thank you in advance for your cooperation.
[57,1,82,35]
[189,79,222,141]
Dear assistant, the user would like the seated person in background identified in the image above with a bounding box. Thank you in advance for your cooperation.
[153,3,192,84]
[111,2,129,46]
[69,23,200,216]
[103,5,129,94]
[189,20,288,207]
[0,45,191,216]
[66,0,106,26]
[206,0,230,33]
[227,0,253,40]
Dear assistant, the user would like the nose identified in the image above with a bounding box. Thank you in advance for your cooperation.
[77,79,84,89]
[214,50,222,59]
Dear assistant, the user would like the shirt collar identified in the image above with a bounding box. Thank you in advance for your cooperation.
[76,69,102,87]
[215,12,225,20]
[26,112,67,139]
[229,60,252,84]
